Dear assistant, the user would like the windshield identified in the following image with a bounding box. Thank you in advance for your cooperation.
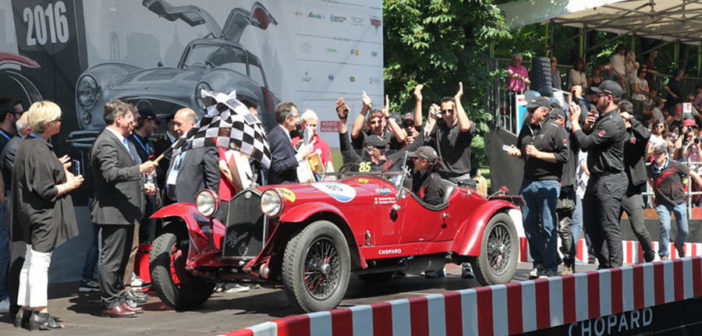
[182,43,248,73]
[324,148,409,186]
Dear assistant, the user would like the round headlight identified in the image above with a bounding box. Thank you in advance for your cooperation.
[195,189,219,218]
[260,189,283,217]
[77,75,99,108]
[195,82,212,110]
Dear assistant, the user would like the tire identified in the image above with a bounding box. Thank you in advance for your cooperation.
[149,230,215,310]
[282,220,351,312]
[358,272,393,284]
[471,213,519,286]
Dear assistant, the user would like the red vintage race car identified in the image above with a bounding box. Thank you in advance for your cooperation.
[149,162,523,312]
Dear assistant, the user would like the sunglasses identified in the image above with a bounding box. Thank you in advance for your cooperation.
[441,109,454,114]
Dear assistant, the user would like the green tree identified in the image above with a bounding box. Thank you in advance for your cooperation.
[383,0,511,165]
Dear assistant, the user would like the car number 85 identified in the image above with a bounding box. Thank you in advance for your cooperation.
[358,162,371,172]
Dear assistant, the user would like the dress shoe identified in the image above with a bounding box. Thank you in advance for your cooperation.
[14,309,31,329]
[28,311,64,330]
[123,289,149,305]
[121,301,143,314]
[102,304,137,318]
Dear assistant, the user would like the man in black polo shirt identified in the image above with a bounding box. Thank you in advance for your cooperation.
[506,96,569,277]
[429,82,474,185]
[569,80,628,268]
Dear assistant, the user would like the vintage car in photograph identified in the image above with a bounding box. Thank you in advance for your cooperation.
[148,159,523,313]
[0,52,43,105]
[69,0,279,148]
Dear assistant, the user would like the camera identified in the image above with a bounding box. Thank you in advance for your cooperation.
[696,137,700,144]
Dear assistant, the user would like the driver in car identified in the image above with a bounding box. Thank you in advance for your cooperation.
[409,146,444,205]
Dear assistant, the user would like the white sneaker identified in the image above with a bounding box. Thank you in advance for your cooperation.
[0,298,9,313]
[130,273,150,289]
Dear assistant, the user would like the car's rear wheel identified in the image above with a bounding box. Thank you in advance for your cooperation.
[150,225,215,310]
[471,213,518,285]
[282,220,351,312]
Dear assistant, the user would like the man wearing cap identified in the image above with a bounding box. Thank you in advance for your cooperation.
[408,146,444,205]
[648,144,702,259]
[336,98,419,173]
[506,96,569,277]
[569,79,628,268]
[618,100,656,262]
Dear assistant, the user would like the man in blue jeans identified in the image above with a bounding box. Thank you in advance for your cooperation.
[648,145,702,259]
[506,96,569,277]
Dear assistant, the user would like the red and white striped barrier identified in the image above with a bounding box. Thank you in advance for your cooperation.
[222,257,702,336]
[519,237,702,264]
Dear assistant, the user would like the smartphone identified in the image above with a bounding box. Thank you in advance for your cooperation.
[72,160,81,176]
[502,144,514,152]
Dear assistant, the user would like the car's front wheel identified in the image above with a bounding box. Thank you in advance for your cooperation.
[150,226,215,310]
[282,220,351,312]
[471,212,518,285]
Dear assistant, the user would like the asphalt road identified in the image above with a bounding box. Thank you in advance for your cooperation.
[0,262,597,336]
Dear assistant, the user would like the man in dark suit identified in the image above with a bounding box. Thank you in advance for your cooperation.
[267,102,311,185]
[153,115,176,191]
[0,112,28,316]
[165,108,220,204]
[90,100,158,318]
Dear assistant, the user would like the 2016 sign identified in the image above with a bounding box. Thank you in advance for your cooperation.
[21,1,70,46]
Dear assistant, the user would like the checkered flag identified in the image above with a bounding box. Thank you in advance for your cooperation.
[168,90,271,169]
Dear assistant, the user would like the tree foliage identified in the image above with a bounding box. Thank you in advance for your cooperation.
[383,0,511,165]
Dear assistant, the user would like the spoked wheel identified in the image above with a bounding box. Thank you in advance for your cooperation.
[282,220,351,312]
[150,227,215,310]
[471,213,518,285]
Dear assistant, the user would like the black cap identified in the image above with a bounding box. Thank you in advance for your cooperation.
[590,80,623,98]
[138,108,159,123]
[363,135,388,149]
[527,96,551,109]
[408,146,438,162]
[549,104,566,120]
[401,112,414,122]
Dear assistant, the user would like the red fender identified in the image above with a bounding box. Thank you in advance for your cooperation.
[150,203,220,256]
[451,200,518,256]
[279,201,367,268]
[0,52,40,68]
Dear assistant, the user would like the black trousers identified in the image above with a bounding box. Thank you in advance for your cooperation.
[583,172,627,268]
[7,241,25,315]
[98,224,134,309]
[556,186,576,268]
[620,184,656,261]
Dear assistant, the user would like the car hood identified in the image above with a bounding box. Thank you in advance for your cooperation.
[108,67,202,92]
[259,177,399,206]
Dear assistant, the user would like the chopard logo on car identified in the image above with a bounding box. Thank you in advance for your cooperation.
[378,248,401,255]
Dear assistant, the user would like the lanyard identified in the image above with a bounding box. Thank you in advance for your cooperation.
[131,134,151,156]
[0,130,10,141]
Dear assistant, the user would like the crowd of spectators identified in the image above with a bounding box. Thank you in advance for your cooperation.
[505,46,702,279]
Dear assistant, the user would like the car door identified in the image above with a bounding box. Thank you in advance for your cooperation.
[394,190,447,244]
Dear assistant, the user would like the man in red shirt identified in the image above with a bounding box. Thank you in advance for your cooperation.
[291,109,334,173]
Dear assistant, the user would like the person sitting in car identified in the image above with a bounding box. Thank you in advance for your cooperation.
[409,146,444,205]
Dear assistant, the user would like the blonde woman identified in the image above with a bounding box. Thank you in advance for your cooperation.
[12,101,83,330]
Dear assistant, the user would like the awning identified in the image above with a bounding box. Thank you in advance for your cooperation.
[500,0,702,45]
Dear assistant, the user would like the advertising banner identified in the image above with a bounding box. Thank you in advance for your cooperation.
[0,0,383,151]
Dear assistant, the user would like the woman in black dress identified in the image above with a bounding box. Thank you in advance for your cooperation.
[12,101,83,330]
